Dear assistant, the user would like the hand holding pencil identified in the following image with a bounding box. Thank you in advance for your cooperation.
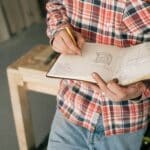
[51,26,85,55]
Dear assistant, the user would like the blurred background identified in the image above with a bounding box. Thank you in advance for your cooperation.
[0,0,57,149]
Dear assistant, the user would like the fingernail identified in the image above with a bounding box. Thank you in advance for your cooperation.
[92,72,97,78]
[77,51,81,55]
[113,78,119,83]
[79,43,84,49]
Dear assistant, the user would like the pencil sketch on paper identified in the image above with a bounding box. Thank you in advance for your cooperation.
[47,42,150,85]
[51,62,73,75]
[126,56,150,66]
[94,52,112,65]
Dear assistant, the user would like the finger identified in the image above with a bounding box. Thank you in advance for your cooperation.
[92,72,108,91]
[107,80,143,101]
[60,30,81,55]
[92,72,116,99]
[136,82,146,92]
[75,32,85,49]
[53,36,75,54]
[107,80,127,100]
[80,81,106,97]
[112,78,119,84]
[144,88,150,97]
[127,86,141,97]
[108,81,144,101]
[80,81,101,92]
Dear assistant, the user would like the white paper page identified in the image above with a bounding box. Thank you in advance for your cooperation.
[47,42,121,83]
[113,42,150,85]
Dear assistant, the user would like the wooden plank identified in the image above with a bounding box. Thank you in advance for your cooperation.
[8,44,60,95]
[7,44,60,149]
[10,45,52,71]
[26,81,59,95]
[7,44,59,149]
[8,45,49,69]
[18,67,60,95]
[1,0,25,33]
[7,68,35,150]
[0,4,10,42]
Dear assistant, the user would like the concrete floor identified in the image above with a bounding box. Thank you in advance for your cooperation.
[0,22,56,150]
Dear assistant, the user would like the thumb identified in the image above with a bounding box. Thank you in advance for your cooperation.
[75,32,85,49]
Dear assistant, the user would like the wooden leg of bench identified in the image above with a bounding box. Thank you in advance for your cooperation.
[7,68,35,150]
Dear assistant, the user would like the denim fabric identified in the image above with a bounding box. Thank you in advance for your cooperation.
[47,109,147,150]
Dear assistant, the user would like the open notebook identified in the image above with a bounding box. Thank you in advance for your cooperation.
[46,42,150,85]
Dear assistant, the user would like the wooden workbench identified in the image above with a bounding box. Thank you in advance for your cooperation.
[7,45,60,150]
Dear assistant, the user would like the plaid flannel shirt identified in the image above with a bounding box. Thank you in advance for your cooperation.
[46,0,150,136]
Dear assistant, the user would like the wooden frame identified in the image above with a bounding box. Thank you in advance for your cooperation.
[7,45,59,150]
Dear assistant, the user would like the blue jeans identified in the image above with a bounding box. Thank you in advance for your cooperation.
[47,109,147,150]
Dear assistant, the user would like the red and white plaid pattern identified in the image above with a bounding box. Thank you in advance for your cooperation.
[46,0,150,136]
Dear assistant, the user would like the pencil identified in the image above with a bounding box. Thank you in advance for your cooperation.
[65,26,82,55]
[65,27,77,46]
[45,27,79,65]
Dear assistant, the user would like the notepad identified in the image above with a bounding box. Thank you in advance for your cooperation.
[46,42,150,85]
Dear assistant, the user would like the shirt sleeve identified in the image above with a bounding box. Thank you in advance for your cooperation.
[46,0,70,45]
[123,1,150,100]
[122,0,150,42]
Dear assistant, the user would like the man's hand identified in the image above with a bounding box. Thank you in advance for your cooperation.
[52,29,85,55]
[91,72,146,102]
